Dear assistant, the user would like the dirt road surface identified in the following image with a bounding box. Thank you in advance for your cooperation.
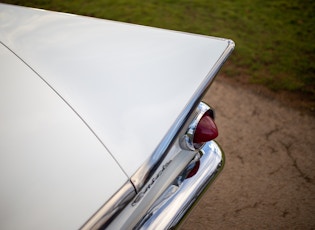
[181,78,315,229]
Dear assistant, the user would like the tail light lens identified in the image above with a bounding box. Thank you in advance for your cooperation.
[180,102,218,151]
[193,113,218,144]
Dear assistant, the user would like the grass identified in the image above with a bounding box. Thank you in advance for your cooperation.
[2,0,315,100]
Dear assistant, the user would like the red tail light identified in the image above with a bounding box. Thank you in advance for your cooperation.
[186,160,200,179]
[180,102,218,151]
[193,113,218,144]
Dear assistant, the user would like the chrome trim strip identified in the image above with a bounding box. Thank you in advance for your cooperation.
[131,40,234,191]
[136,140,224,229]
[107,149,197,229]
[80,181,136,230]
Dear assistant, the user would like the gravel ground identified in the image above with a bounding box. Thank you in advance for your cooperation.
[181,78,315,229]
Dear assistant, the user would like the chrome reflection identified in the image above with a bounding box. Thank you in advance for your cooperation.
[80,181,136,230]
[136,140,224,229]
[107,150,197,229]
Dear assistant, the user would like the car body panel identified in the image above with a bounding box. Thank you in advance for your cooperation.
[0,4,235,229]
[0,43,129,230]
[0,4,232,177]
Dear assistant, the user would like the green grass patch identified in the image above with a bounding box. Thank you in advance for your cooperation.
[2,0,315,98]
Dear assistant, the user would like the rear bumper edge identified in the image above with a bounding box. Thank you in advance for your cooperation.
[138,140,224,229]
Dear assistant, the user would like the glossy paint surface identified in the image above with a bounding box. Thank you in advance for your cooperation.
[0,4,231,177]
[0,43,128,229]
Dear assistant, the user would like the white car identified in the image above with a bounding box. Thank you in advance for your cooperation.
[0,4,234,229]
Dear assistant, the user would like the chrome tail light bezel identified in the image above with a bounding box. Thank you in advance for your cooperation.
[180,102,216,151]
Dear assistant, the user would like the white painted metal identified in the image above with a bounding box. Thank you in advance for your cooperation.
[0,43,128,230]
[0,4,232,177]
